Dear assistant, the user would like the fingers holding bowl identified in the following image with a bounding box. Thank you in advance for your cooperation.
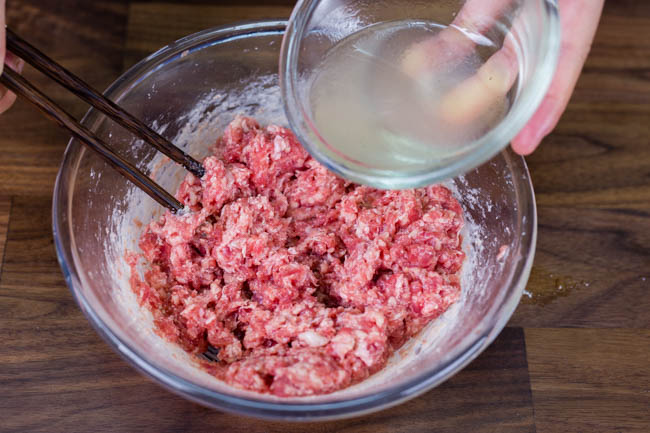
[401,0,515,80]
[511,0,605,155]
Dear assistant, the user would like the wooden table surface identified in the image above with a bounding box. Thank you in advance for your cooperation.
[1,1,648,432]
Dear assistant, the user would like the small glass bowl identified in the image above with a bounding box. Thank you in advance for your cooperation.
[53,20,536,420]
[281,0,560,188]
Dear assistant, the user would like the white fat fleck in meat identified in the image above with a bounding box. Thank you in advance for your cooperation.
[298,331,329,347]
[272,135,289,160]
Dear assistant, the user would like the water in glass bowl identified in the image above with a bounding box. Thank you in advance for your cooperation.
[308,20,513,173]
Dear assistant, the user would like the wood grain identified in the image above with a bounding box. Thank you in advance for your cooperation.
[526,328,650,433]
[0,196,535,432]
[0,0,129,196]
[0,197,68,308]
[0,318,534,433]
[0,197,11,275]
[0,0,649,431]
[510,0,650,328]
[124,2,294,68]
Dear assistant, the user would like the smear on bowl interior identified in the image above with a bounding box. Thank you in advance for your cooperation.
[127,116,465,396]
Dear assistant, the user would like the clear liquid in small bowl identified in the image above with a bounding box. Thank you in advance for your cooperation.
[308,20,514,173]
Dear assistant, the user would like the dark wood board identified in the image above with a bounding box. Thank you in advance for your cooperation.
[0,1,648,432]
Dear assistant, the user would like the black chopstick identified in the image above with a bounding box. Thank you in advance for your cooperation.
[0,67,184,213]
[6,28,205,178]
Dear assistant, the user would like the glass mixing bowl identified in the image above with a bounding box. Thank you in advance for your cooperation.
[281,0,560,188]
[52,20,536,421]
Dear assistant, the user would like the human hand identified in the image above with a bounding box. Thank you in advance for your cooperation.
[1,0,24,115]
[402,0,605,156]
[512,0,604,155]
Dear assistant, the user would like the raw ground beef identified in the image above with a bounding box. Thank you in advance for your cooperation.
[128,116,465,396]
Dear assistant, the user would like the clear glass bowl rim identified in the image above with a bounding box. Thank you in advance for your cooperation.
[52,20,537,421]
[279,0,561,189]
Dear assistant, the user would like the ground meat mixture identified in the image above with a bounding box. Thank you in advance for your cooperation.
[128,116,465,396]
